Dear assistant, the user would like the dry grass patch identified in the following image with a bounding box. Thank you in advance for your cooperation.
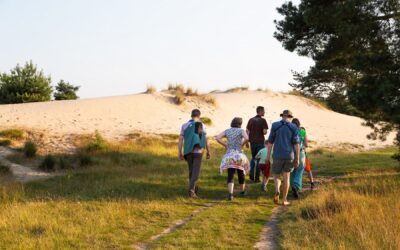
[0,129,24,140]
[145,85,156,94]
[280,173,400,250]
[225,86,249,93]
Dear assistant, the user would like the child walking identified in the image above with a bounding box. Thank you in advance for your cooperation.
[256,140,271,192]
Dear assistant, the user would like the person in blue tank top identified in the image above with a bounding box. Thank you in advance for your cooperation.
[178,109,210,198]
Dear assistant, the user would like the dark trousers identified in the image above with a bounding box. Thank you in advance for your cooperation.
[227,168,245,184]
[250,142,264,181]
[185,153,203,194]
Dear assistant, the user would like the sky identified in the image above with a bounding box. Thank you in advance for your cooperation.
[0,0,313,98]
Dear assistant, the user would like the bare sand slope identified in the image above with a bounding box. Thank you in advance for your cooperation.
[0,91,395,149]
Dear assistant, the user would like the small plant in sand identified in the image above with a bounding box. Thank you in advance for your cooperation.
[86,131,108,152]
[23,141,37,158]
[202,117,213,126]
[145,85,156,94]
[185,87,198,96]
[200,94,216,106]
[0,139,11,146]
[39,155,56,171]
[0,129,24,140]
[174,91,186,105]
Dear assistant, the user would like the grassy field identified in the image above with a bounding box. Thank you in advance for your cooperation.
[0,133,398,249]
[279,147,400,250]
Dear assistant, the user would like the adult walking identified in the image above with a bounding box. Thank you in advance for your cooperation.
[290,118,308,199]
[246,106,269,182]
[266,110,300,206]
[216,117,250,201]
[178,109,210,198]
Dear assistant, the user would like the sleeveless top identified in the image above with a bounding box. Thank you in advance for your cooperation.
[225,128,244,151]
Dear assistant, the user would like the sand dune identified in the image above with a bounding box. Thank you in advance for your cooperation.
[0,90,395,150]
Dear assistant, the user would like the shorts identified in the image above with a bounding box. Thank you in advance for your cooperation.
[272,159,294,175]
[259,162,271,178]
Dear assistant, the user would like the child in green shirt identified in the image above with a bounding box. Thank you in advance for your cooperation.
[256,140,270,191]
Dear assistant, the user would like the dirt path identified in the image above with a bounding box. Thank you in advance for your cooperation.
[254,206,285,250]
[0,146,55,183]
[133,202,217,250]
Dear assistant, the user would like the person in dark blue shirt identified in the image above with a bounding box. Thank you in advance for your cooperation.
[266,110,300,206]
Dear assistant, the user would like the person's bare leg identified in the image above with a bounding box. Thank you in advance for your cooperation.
[262,176,268,191]
[273,175,281,204]
[240,184,245,192]
[282,172,290,205]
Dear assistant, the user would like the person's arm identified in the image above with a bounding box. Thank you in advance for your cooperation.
[241,129,249,147]
[304,134,309,148]
[205,136,211,159]
[178,135,184,160]
[293,143,300,168]
[215,131,227,149]
[263,119,268,135]
[266,142,273,163]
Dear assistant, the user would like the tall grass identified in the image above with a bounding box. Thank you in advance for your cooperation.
[280,173,400,249]
[146,85,156,94]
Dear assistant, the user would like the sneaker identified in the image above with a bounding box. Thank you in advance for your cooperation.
[189,191,199,199]
[282,201,291,206]
[240,190,247,197]
[228,194,234,201]
[310,182,315,190]
[262,185,267,192]
[273,192,280,204]
[292,187,299,199]
[254,179,261,183]
[195,186,199,195]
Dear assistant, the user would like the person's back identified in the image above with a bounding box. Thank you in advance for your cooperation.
[247,116,268,144]
[225,127,243,151]
[269,120,299,160]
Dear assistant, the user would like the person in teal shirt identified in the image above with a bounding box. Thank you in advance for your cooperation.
[290,118,308,199]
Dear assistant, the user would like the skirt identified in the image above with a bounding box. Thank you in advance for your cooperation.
[220,150,250,175]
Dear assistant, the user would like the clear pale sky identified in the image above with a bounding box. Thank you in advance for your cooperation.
[0,0,312,98]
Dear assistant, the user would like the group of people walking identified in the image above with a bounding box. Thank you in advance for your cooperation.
[178,107,314,206]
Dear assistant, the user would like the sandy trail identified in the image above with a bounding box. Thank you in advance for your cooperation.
[0,147,55,183]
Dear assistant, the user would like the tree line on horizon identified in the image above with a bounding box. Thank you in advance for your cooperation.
[0,61,80,104]
[274,0,400,160]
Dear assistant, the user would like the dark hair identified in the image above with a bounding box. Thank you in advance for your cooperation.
[231,117,243,128]
[256,106,264,114]
[191,109,201,118]
[292,118,300,128]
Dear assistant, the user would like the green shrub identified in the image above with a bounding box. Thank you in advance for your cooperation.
[59,157,73,169]
[86,131,108,152]
[53,80,80,100]
[0,61,52,104]
[0,129,24,140]
[0,139,11,146]
[23,141,37,158]
[39,155,56,171]
[0,164,10,175]
[79,154,93,166]
[202,117,213,125]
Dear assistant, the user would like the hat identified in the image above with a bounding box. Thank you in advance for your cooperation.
[280,109,293,118]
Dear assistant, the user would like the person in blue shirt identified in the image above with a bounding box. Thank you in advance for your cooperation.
[266,110,300,206]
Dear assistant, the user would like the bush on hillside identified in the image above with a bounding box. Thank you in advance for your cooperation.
[145,85,156,94]
[79,154,93,166]
[86,131,108,152]
[0,129,24,140]
[174,91,186,105]
[53,80,80,100]
[0,61,52,104]
[39,155,56,171]
[200,94,216,106]
[23,141,37,158]
[0,139,11,146]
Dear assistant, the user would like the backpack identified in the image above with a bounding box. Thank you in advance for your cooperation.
[183,121,206,155]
